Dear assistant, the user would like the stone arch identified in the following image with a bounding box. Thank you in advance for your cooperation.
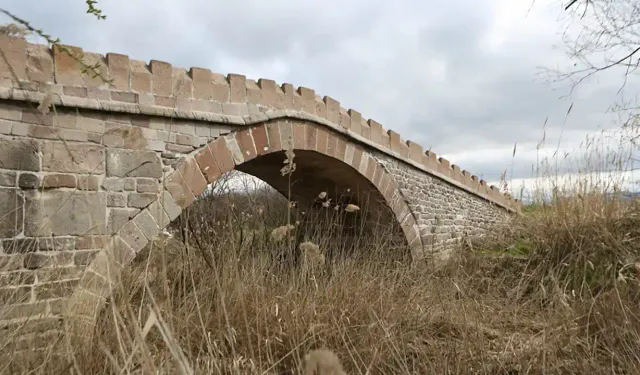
[66,118,422,339]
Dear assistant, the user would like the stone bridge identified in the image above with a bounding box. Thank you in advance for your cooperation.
[0,37,520,360]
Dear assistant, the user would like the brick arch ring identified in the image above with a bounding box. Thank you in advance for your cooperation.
[65,118,423,339]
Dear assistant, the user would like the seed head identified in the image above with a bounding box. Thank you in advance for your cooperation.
[344,204,360,213]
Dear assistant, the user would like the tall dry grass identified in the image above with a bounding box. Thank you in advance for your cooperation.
[3,127,640,374]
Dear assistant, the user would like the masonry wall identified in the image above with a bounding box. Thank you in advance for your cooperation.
[0,36,519,366]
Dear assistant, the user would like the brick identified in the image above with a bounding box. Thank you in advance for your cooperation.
[63,86,87,97]
[164,171,196,209]
[173,68,193,98]
[0,138,40,171]
[0,188,24,237]
[305,124,317,151]
[265,122,282,152]
[336,138,347,161]
[228,74,246,102]
[209,137,235,174]
[128,193,156,209]
[107,207,138,234]
[324,96,340,124]
[74,250,98,266]
[0,254,23,271]
[130,60,151,93]
[23,252,72,270]
[222,102,248,116]
[166,143,194,153]
[118,220,148,253]
[42,173,76,189]
[236,130,257,160]
[38,237,75,251]
[0,119,12,134]
[191,67,213,100]
[158,190,181,221]
[106,149,162,178]
[106,53,130,91]
[195,147,222,183]
[111,91,137,103]
[293,122,305,149]
[259,79,283,108]
[77,175,100,191]
[75,235,108,250]
[224,135,244,165]
[348,109,361,134]
[136,178,159,193]
[28,124,59,139]
[316,128,329,154]
[123,178,136,191]
[0,286,32,305]
[298,87,315,114]
[249,126,268,156]
[132,209,159,240]
[407,141,423,163]
[24,190,107,236]
[150,60,172,96]
[26,44,54,83]
[365,157,376,181]
[53,44,83,86]
[326,133,337,157]
[42,141,105,174]
[107,193,127,207]
[101,177,124,192]
[351,147,363,170]
[2,238,38,254]
[35,279,79,299]
[0,35,27,81]
[18,172,40,189]
[146,201,171,229]
[0,170,16,187]
[176,133,196,146]
[1,301,47,320]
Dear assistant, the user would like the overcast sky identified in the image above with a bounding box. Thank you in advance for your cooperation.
[3,0,638,194]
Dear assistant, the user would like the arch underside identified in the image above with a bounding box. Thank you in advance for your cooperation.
[67,118,423,339]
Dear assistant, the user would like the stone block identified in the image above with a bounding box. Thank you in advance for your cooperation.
[24,190,107,236]
[107,207,138,234]
[158,190,181,221]
[107,193,126,207]
[136,178,159,193]
[26,44,54,83]
[151,60,172,96]
[18,172,40,189]
[118,220,148,253]
[0,170,16,187]
[53,44,83,86]
[41,141,105,174]
[77,175,100,191]
[132,209,159,240]
[106,149,163,178]
[0,36,27,81]
[0,138,40,171]
[0,188,24,238]
[128,193,156,208]
[1,238,37,254]
[101,177,124,192]
[228,74,246,103]
[107,53,130,91]
[38,237,75,251]
[41,173,76,189]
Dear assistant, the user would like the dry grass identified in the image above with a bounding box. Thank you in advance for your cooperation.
[17,170,630,375]
[3,131,640,374]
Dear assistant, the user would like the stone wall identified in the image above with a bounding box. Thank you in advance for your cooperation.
[0,36,519,365]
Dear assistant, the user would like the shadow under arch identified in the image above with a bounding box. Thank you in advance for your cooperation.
[66,118,423,341]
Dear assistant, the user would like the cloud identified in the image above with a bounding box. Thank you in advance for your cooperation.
[3,0,637,184]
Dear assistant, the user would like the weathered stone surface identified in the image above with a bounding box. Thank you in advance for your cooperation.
[101,177,124,192]
[18,173,40,189]
[0,171,17,187]
[24,191,107,236]
[107,208,138,234]
[41,141,105,174]
[106,149,162,178]
[128,193,156,209]
[107,193,126,207]
[41,174,76,189]
[0,188,24,238]
[136,178,159,193]
[0,138,40,171]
